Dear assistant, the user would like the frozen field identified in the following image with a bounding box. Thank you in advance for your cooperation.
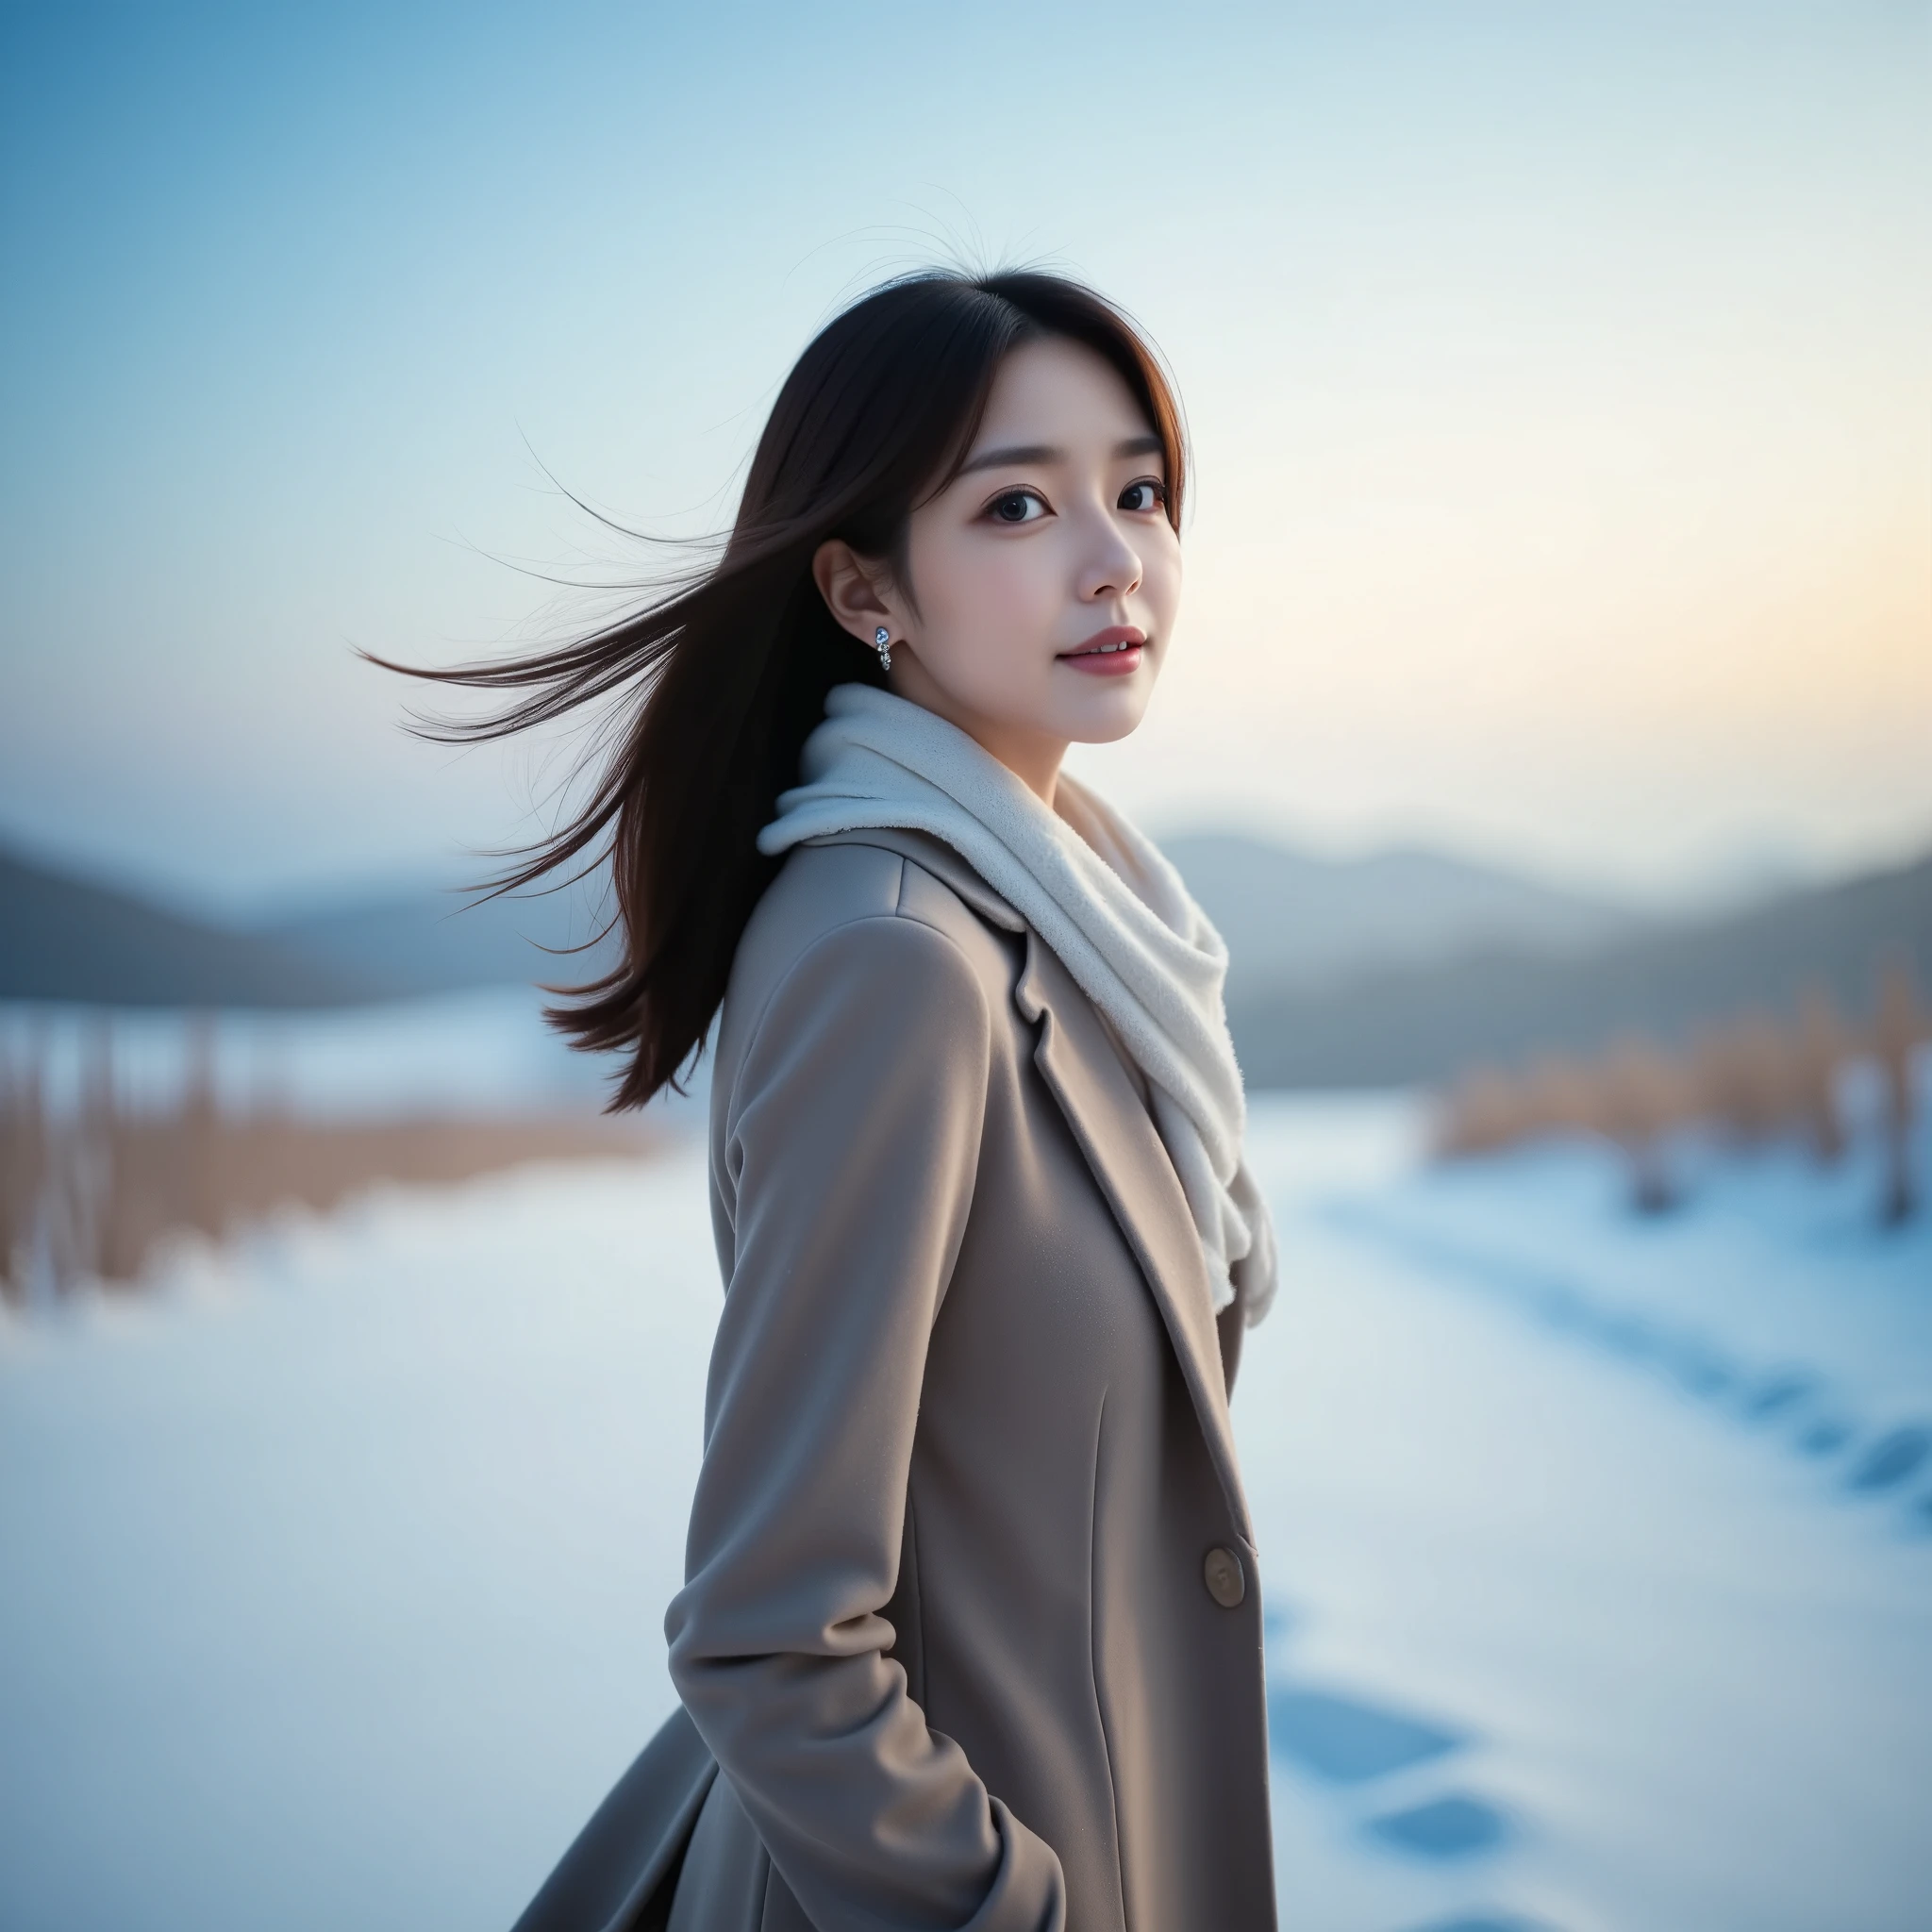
[1,1093,1927,1932]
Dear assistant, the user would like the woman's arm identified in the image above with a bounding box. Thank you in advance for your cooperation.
[666,910,1066,1932]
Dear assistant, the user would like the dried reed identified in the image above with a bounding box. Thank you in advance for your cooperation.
[1432,958,1927,1225]
[0,1027,657,1304]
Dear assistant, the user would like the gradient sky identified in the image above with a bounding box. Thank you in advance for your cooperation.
[2,0,1927,914]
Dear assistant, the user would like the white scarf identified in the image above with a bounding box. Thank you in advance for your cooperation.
[757,683,1277,1325]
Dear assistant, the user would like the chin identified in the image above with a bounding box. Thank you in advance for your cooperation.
[1059,692,1153,747]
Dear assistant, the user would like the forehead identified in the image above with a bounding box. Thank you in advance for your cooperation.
[970,336,1153,449]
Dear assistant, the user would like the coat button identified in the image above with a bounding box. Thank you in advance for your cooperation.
[1203,1545,1245,1608]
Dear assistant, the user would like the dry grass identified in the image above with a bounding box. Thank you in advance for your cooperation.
[0,1042,658,1303]
[1433,958,1927,1224]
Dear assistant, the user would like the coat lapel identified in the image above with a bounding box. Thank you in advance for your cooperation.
[1014,931,1254,1542]
[803,826,1253,1540]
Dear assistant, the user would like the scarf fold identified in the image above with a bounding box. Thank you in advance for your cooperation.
[756,683,1277,1326]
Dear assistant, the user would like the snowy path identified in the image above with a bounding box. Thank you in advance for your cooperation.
[2,1100,1927,1931]
[1238,1101,1932,1932]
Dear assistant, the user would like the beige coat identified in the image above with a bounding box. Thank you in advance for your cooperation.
[513,828,1275,1932]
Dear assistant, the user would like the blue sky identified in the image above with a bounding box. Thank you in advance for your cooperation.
[2,1,1926,912]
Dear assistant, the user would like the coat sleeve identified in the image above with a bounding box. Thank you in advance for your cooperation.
[665,910,1067,1932]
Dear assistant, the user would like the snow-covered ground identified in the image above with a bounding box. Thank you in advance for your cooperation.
[1,1094,1926,1932]
[1241,1097,1931,1932]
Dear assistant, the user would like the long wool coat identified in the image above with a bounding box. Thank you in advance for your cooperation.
[514,826,1276,1932]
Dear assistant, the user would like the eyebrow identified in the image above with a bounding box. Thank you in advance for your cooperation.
[956,432,1164,478]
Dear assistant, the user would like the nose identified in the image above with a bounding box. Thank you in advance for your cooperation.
[1077,509,1142,604]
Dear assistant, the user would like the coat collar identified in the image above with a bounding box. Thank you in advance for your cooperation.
[803,826,1253,1541]
[804,825,1026,932]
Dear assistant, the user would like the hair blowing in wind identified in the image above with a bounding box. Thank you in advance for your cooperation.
[373,271,1188,1108]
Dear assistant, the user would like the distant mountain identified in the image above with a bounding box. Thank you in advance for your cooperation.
[13,829,1635,1010]
[11,828,1924,1083]
[290,836,1623,1002]
[0,847,375,1008]
[258,882,623,998]
[1229,853,1932,1090]
[1161,832,1642,994]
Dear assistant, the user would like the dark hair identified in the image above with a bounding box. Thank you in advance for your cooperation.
[378,270,1188,1108]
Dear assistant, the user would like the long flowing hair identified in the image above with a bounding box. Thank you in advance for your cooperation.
[376,270,1188,1108]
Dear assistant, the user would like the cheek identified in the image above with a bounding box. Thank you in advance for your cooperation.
[915,529,1063,646]
[1144,529,1183,619]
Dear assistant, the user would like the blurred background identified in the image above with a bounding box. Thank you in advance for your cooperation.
[2,4,1927,1930]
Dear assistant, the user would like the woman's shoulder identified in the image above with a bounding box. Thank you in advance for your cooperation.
[746,832,1015,982]
[714,838,1027,1128]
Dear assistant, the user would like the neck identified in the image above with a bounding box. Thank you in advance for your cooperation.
[976,725,1067,809]
[886,666,1068,808]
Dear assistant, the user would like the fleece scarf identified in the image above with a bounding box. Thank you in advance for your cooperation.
[757,682,1276,1324]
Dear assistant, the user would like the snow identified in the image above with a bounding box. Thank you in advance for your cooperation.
[0,1158,716,1932]
[2,1093,1927,1931]
[1239,1096,1931,1932]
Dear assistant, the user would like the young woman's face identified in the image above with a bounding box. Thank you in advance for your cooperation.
[815,335,1182,801]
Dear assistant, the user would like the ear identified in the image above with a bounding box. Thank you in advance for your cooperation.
[812,540,904,645]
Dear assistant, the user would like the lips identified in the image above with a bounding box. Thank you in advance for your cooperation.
[1058,625,1146,659]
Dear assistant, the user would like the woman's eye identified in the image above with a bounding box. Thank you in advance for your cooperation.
[987,489,1048,525]
[1119,478,1166,513]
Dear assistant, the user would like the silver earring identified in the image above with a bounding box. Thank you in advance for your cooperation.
[873,625,892,673]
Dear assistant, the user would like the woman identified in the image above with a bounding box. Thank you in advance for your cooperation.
[394,271,1279,1931]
